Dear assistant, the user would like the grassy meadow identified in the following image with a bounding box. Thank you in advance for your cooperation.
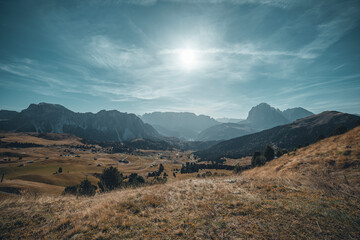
[0,128,360,239]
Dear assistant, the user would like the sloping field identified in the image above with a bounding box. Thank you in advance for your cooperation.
[0,132,83,146]
[0,128,359,239]
[244,126,360,196]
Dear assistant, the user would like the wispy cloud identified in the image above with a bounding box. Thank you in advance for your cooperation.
[86,36,154,70]
[1,0,359,117]
[299,7,360,59]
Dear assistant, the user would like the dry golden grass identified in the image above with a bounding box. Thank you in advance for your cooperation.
[0,128,360,239]
[0,133,199,194]
[1,175,359,239]
[0,132,83,146]
[244,126,360,196]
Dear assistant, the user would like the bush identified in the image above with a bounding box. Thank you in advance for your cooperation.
[63,185,78,195]
[147,164,165,178]
[253,155,266,167]
[159,163,164,173]
[63,179,97,196]
[251,151,261,167]
[78,179,97,196]
[128,173,145,186]
[97,167,123,191]
[234,164,243,173]
[264,145,274,162]
[151,176,167,184]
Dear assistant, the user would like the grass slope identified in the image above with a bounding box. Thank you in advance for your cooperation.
[0,127,359,239]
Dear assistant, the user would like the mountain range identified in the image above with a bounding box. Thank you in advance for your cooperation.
[215,117,244,123]
[196,103,314,141]
[195,111,360,161]
[0,103,315,142]
[141,112,219,140]
[0,103,159,142]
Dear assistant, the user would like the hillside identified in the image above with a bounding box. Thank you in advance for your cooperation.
[0,128,359,239]
[196,123,256,141]
[0,103,160,142]
[195,111,360,161]
[0,110,18,121]
[244,126,360,195]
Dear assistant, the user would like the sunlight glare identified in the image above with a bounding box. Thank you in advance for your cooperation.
[179,49,198,70]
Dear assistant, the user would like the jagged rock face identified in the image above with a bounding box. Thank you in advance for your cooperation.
[246,103,289,129]
[0,103,160,142]
[141,112,219,140]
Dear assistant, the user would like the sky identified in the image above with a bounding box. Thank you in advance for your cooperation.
[0,0,360,119]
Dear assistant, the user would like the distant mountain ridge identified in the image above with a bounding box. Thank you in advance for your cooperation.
[0,103,160,142]
[245,103,289,129]
[141,112,219,140]
[282,107,314,122]
[195,111,360,161]
[0,110,19,121]
[216,117,244,123]
[0,102,315,143]
[196,123,256,141]
[196,103,314,141]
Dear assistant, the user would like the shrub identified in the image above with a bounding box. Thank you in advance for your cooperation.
[251,151,261,167]
[151,176,167,184]
[63,179,97,196]
[78,179,97,196]
[234,164,243,174]
[253,155,266,167]
[159,163,164,173]
[97,167,123,191]
[63,185,78,195]
[128,173,145,186]
[147,164,165,178]
[264,145,274,162]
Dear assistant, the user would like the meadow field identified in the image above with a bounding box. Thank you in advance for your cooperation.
[0,128,359,239]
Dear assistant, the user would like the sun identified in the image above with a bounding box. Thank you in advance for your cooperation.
[178,49,198,70]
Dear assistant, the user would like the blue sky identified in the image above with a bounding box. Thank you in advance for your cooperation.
[0,0,359,118]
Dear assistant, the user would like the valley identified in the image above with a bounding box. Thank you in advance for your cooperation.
[0,132,240,197]
[2,1,360,238]
[0,103,359,240]
[0,127,359,239]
